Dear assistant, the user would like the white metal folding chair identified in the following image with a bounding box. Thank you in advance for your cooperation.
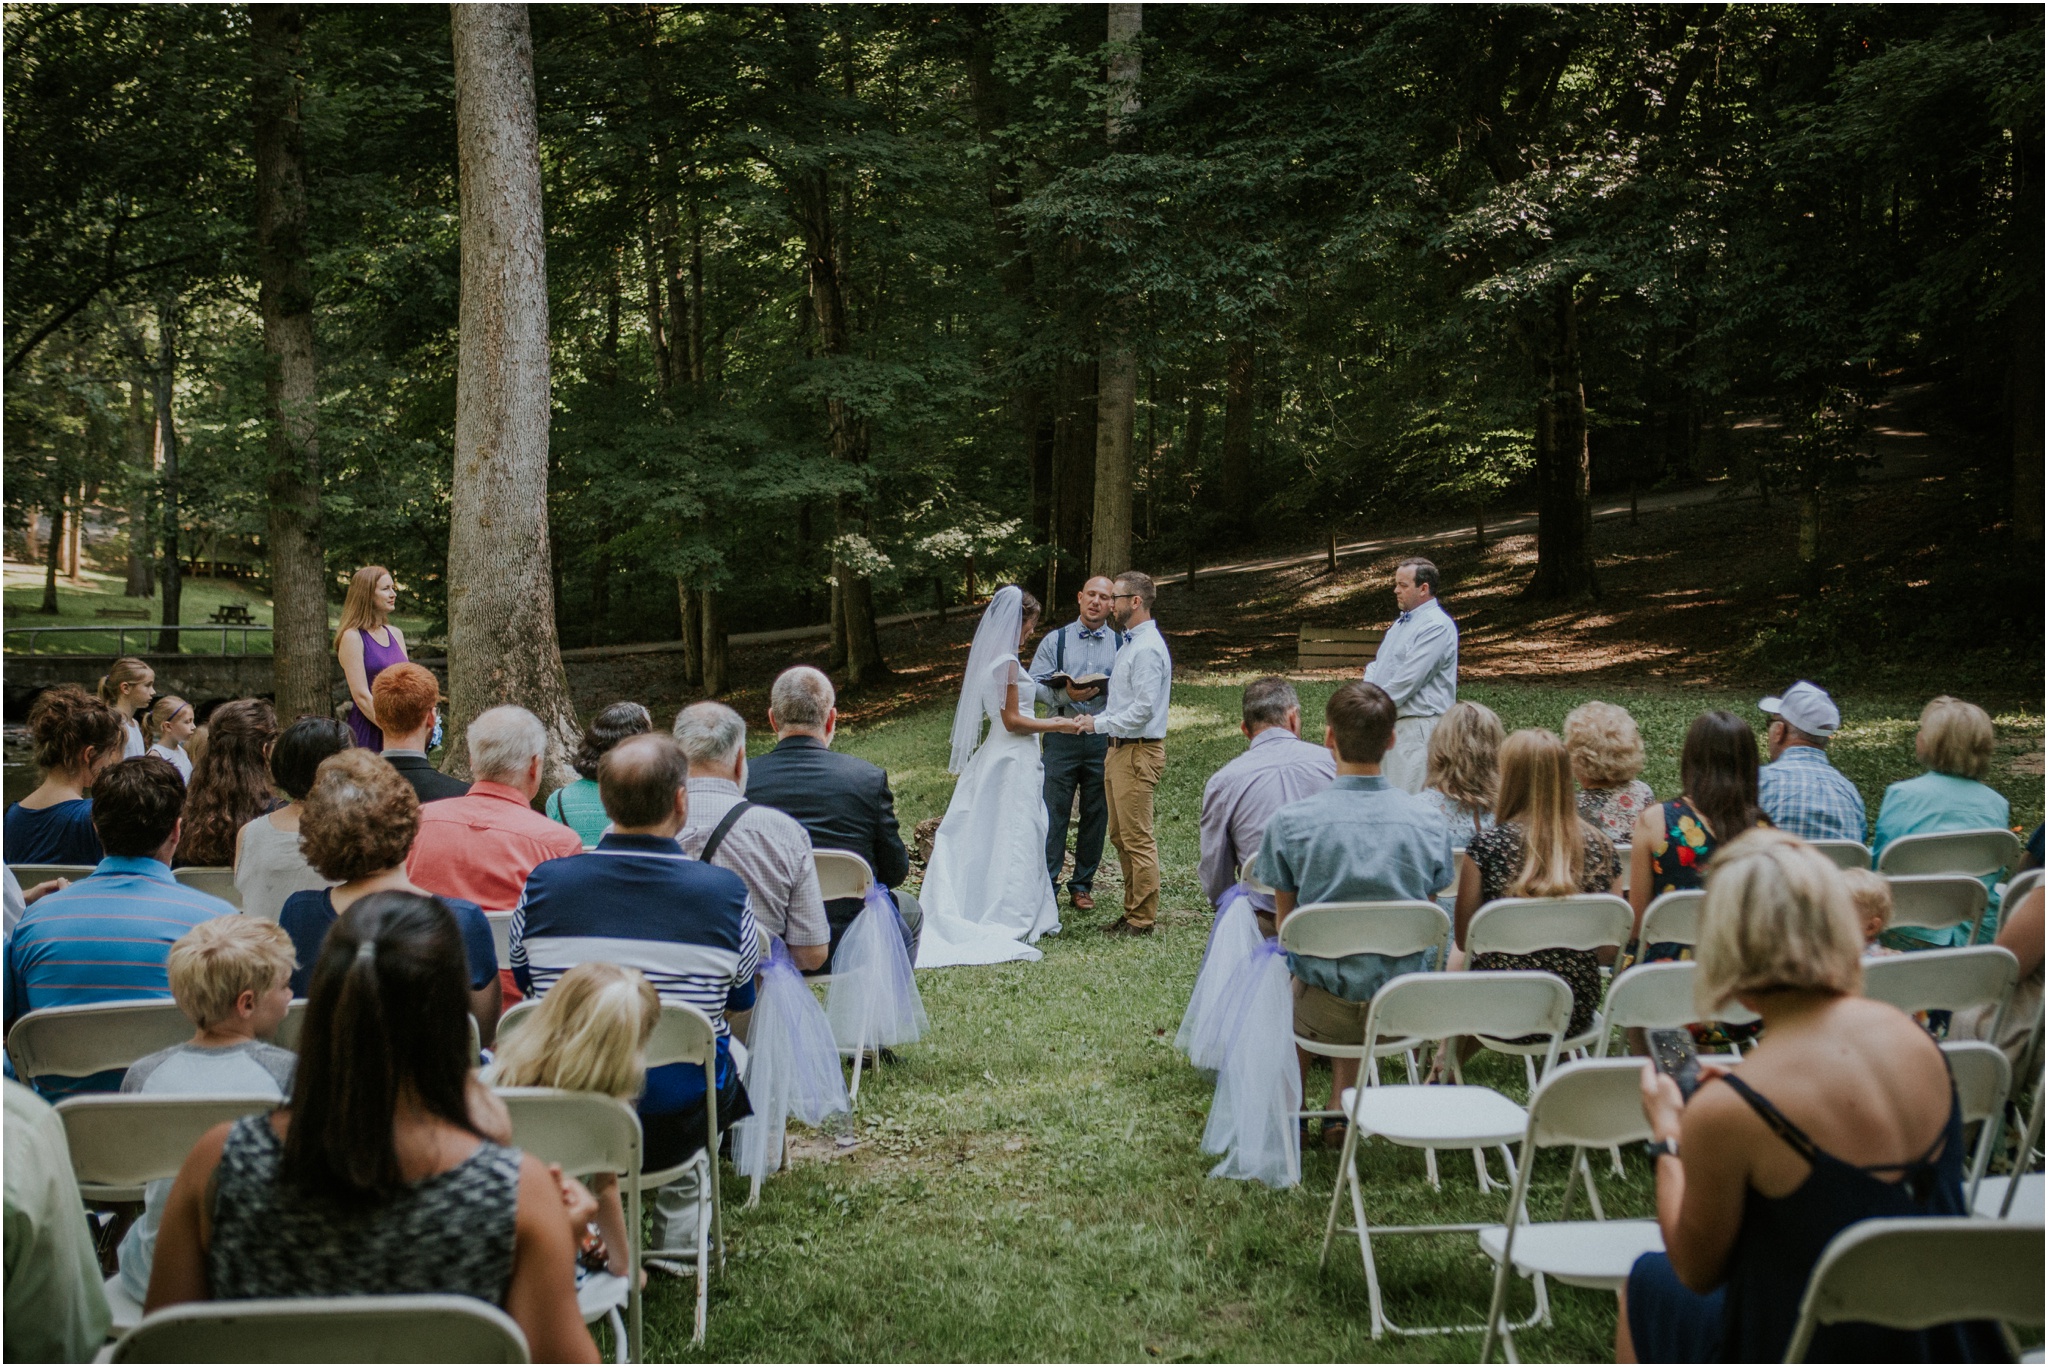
[1809,839,1872,871]
[1475,1058,1666,1363]
[1465,894,1634,1074]
[1611,845,1631,895]
[1940,1040,2013,1211]
[6,998,192,1089]
[1876,828,2024,880]
[1594,961,1758,1060]
[1636,889,1705,950]
[486,911,515,969]
[1236,860,1278,898]
[1862,945,2020,1041]
[57,1093,279,1331]
[6,862,97,886]
[2000,869,2044,922]
[171,865,242,908]
[1976,1085,2045,1223]
[1884,875,1990,941]
[108,1294,530,1363]
[638,1003,725,1345]
[496,1088,644,1363]
[812,849,874,903]
[1781,1216,2045,1362]
[1321,970,1573,1340]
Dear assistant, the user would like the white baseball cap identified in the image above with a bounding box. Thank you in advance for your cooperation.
[1759,681,1841,738]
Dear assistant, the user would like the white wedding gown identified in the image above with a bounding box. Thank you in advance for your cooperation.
[916,657,1062,968]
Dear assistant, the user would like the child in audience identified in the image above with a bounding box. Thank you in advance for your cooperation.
[485,963,658,1289]
[116,916,298,1303]
[143,696,196,784]
[1841,867,1900,958]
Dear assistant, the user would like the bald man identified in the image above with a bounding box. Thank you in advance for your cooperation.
[1029,576,1122,911]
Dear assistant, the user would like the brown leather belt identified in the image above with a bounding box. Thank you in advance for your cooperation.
[1107,736,1162,748]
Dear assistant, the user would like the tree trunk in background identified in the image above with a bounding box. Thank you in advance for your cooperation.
[1090,3,1141,578]
[123,378,155,598]
[1052,357,1098,601]
[41,498,63,613]
[1220,338,1254,539]
[63,491,83,581]
[154,295,183,653]
[829,578,847,670]
[1525,287,1600,600]
[253,2,332,723]
[676,580,703,684]
[700,587,727,696]
[446,2,579,785]
[2013,118,2043,543]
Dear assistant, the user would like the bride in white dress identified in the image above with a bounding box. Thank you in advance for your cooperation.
[916,585,1082,968]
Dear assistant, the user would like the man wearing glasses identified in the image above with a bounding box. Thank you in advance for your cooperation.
[1076,571,1172,936]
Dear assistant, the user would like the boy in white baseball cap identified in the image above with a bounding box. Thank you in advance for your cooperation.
[1757,680,1866,842]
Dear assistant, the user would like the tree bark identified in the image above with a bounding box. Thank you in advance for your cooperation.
[253,2,331,722]
[1090,3,1141,578]
[1525,286,1600,600]
[1052,357,1098,601]
[123,377,154,597]
[63,489,83,582]
[676,580,703,684]
[700,587,727,696]
[447,2,579,784]
[2013,117,2043,543]
[154,295,183,653]
[1220,338,1255,539]
[41,498,64,614]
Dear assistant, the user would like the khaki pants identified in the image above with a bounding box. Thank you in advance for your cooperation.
[1383,715,1438,794]
[1104,739,1165,928]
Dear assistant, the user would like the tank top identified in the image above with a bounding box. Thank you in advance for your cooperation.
[1713,1071,2003,1362]
[207,1114,521,1305]
[344,627,408,752]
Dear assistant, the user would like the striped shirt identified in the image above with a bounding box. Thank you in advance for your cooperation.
[510,832,761,1111]
[4,857,233,1095]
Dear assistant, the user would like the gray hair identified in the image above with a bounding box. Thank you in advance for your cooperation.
[770,666,835,731]
[673,701,747,767]
[467,705,547,782]
[1241,676,1300,729]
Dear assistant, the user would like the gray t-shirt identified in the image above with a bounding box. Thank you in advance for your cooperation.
[117,1040,295,1301]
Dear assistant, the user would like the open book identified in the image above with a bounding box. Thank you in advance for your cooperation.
[1042,671,1109,691]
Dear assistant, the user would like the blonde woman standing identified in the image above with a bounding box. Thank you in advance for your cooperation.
[143,695,197,783]
[1418,700,1503,853]
[335,566,407,753]
[98,657,156,758]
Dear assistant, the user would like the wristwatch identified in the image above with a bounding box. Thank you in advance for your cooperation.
[1645,1137,1680,1162]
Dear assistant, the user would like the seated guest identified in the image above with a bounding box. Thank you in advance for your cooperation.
[1953,886,2042,1072]
[1873,695,2012,948]
[1565,700,1655,845]
[745,666,922,959]
[143,892,599,1363]
[1628,710,1769,950]
[6,758,233,1094]
[1197,676,1336,920]
[1619,829,2002,1363]
[233,716,349,922]
[4,1080,112,1360]
[176,698,279,868]
[116,916,298,1303]
[374,663,471,804]
[1755,681,1864,843]
[512,733,760,1255]
[485,962,660,1287]
[1255,681,1453,1147]
[1419,699,1504,854]
[4,684,123,866]
[1838,867,1900,957]
[674,701,831,972]
[1453,729,1621,1039]
[280,750,500,1044]
[545,701,651,846]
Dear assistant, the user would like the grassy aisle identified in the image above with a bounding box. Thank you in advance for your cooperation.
[643,680,2041,1363]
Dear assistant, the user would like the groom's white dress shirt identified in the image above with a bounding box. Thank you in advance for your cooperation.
[1094,620,1172,740]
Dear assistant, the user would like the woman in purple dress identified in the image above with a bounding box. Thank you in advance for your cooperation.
[335,565,408,753]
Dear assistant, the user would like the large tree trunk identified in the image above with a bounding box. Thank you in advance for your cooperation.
[1220,338,1254,539]
[253,2,331,722]
[1090,3,1142,578]
[1525,287,1600,600]
[676,580,702,684]
[701,587,727,696]
[154,295,183,653]
[123,377,154,598]
[446,2,579,784]
[40,498,63,614]
[2014,118,2043,544]
[1052,357,1098,601]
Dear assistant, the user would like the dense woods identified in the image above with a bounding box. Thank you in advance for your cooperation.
[5,4,2040,686]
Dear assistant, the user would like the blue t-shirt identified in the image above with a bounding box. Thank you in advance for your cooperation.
[277,888,498,996]
[3,800,103,867]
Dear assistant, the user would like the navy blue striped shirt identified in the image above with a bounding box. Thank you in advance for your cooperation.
[511,832,760,1111]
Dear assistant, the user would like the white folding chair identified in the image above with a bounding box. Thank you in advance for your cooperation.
[496,1088,644,1363]
[1595,961,1758,1060]
[1781,1217,2045,1362]
[6,999,192,1088]
[486,911,515,969]
[1637,889,1705,950]
[1236,859,1278,898]
[172,865,242,908]
[1321,970,1573,1340]
[639,1003,724,1345]
[1475,1058,1666,1363]
[1884,875,1990,939]
[1611,844,1631,896]
[57,1093,279,1330]
[1941,1040,2013,1212]
[2000,869,2044,921]
[1465,894,1634,1071]
[1876,828,2023,880]
[1809,839,1873,871]
[812,849,875,903]
[1977,1086,2045,1223]
[108,1294,530,1363]
[1862,945,2020,1041]
[6,862,97,886]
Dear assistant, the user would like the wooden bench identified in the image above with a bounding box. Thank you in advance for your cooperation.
[1297,625,1384,669]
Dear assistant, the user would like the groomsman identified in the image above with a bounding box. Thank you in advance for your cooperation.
[1030,576,1122,911]
[1077,571,1172,936]
[1362,557,1458,793]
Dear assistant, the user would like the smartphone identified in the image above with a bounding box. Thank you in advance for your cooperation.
[1646,1027,1703,1101]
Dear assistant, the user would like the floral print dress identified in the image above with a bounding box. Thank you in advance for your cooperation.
[1466,820,1621,1038]
[1577,779,1654,846]
[1640,794,1762,1045]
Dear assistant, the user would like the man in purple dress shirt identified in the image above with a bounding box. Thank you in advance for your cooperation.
[1197,677,1337,922]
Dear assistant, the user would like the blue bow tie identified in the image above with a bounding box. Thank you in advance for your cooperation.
[1078,627,1109,640]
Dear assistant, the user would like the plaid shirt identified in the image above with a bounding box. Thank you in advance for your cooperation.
[1758,746,1867,843]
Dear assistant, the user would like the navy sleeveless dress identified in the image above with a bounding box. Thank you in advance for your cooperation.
[1626,1072,2006,1362]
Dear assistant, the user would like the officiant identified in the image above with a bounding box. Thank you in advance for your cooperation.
[1029,575,1122,912]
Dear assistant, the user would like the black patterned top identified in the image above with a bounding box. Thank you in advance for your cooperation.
[207,1114,521,1305]
[1466,819,1621,1038]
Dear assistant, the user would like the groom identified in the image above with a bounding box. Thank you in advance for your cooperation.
[1077,570,1172,936]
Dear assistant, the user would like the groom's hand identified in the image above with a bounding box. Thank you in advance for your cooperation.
[1074,714,1096,734]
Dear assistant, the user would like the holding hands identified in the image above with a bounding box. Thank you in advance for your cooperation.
[1072,713,1096,734]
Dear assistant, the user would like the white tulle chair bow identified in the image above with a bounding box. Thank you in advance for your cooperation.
[1176,887,1264,1074]
[825,885,929,1104]
[734,937,851,1202]
[1199,935,1302,1188]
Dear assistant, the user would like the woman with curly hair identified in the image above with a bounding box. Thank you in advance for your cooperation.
[543,702,652,847]
[4,685,126,865]
[175,699,279,868]
[1418,700,1504,854]
[1565,700,1655,845]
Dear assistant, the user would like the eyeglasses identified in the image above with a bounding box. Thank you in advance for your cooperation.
[1112,593,1137,603]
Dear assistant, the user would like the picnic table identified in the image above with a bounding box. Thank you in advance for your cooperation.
[208,603,257,626]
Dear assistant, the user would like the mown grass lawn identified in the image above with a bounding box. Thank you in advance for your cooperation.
[642,677,2040,1363]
